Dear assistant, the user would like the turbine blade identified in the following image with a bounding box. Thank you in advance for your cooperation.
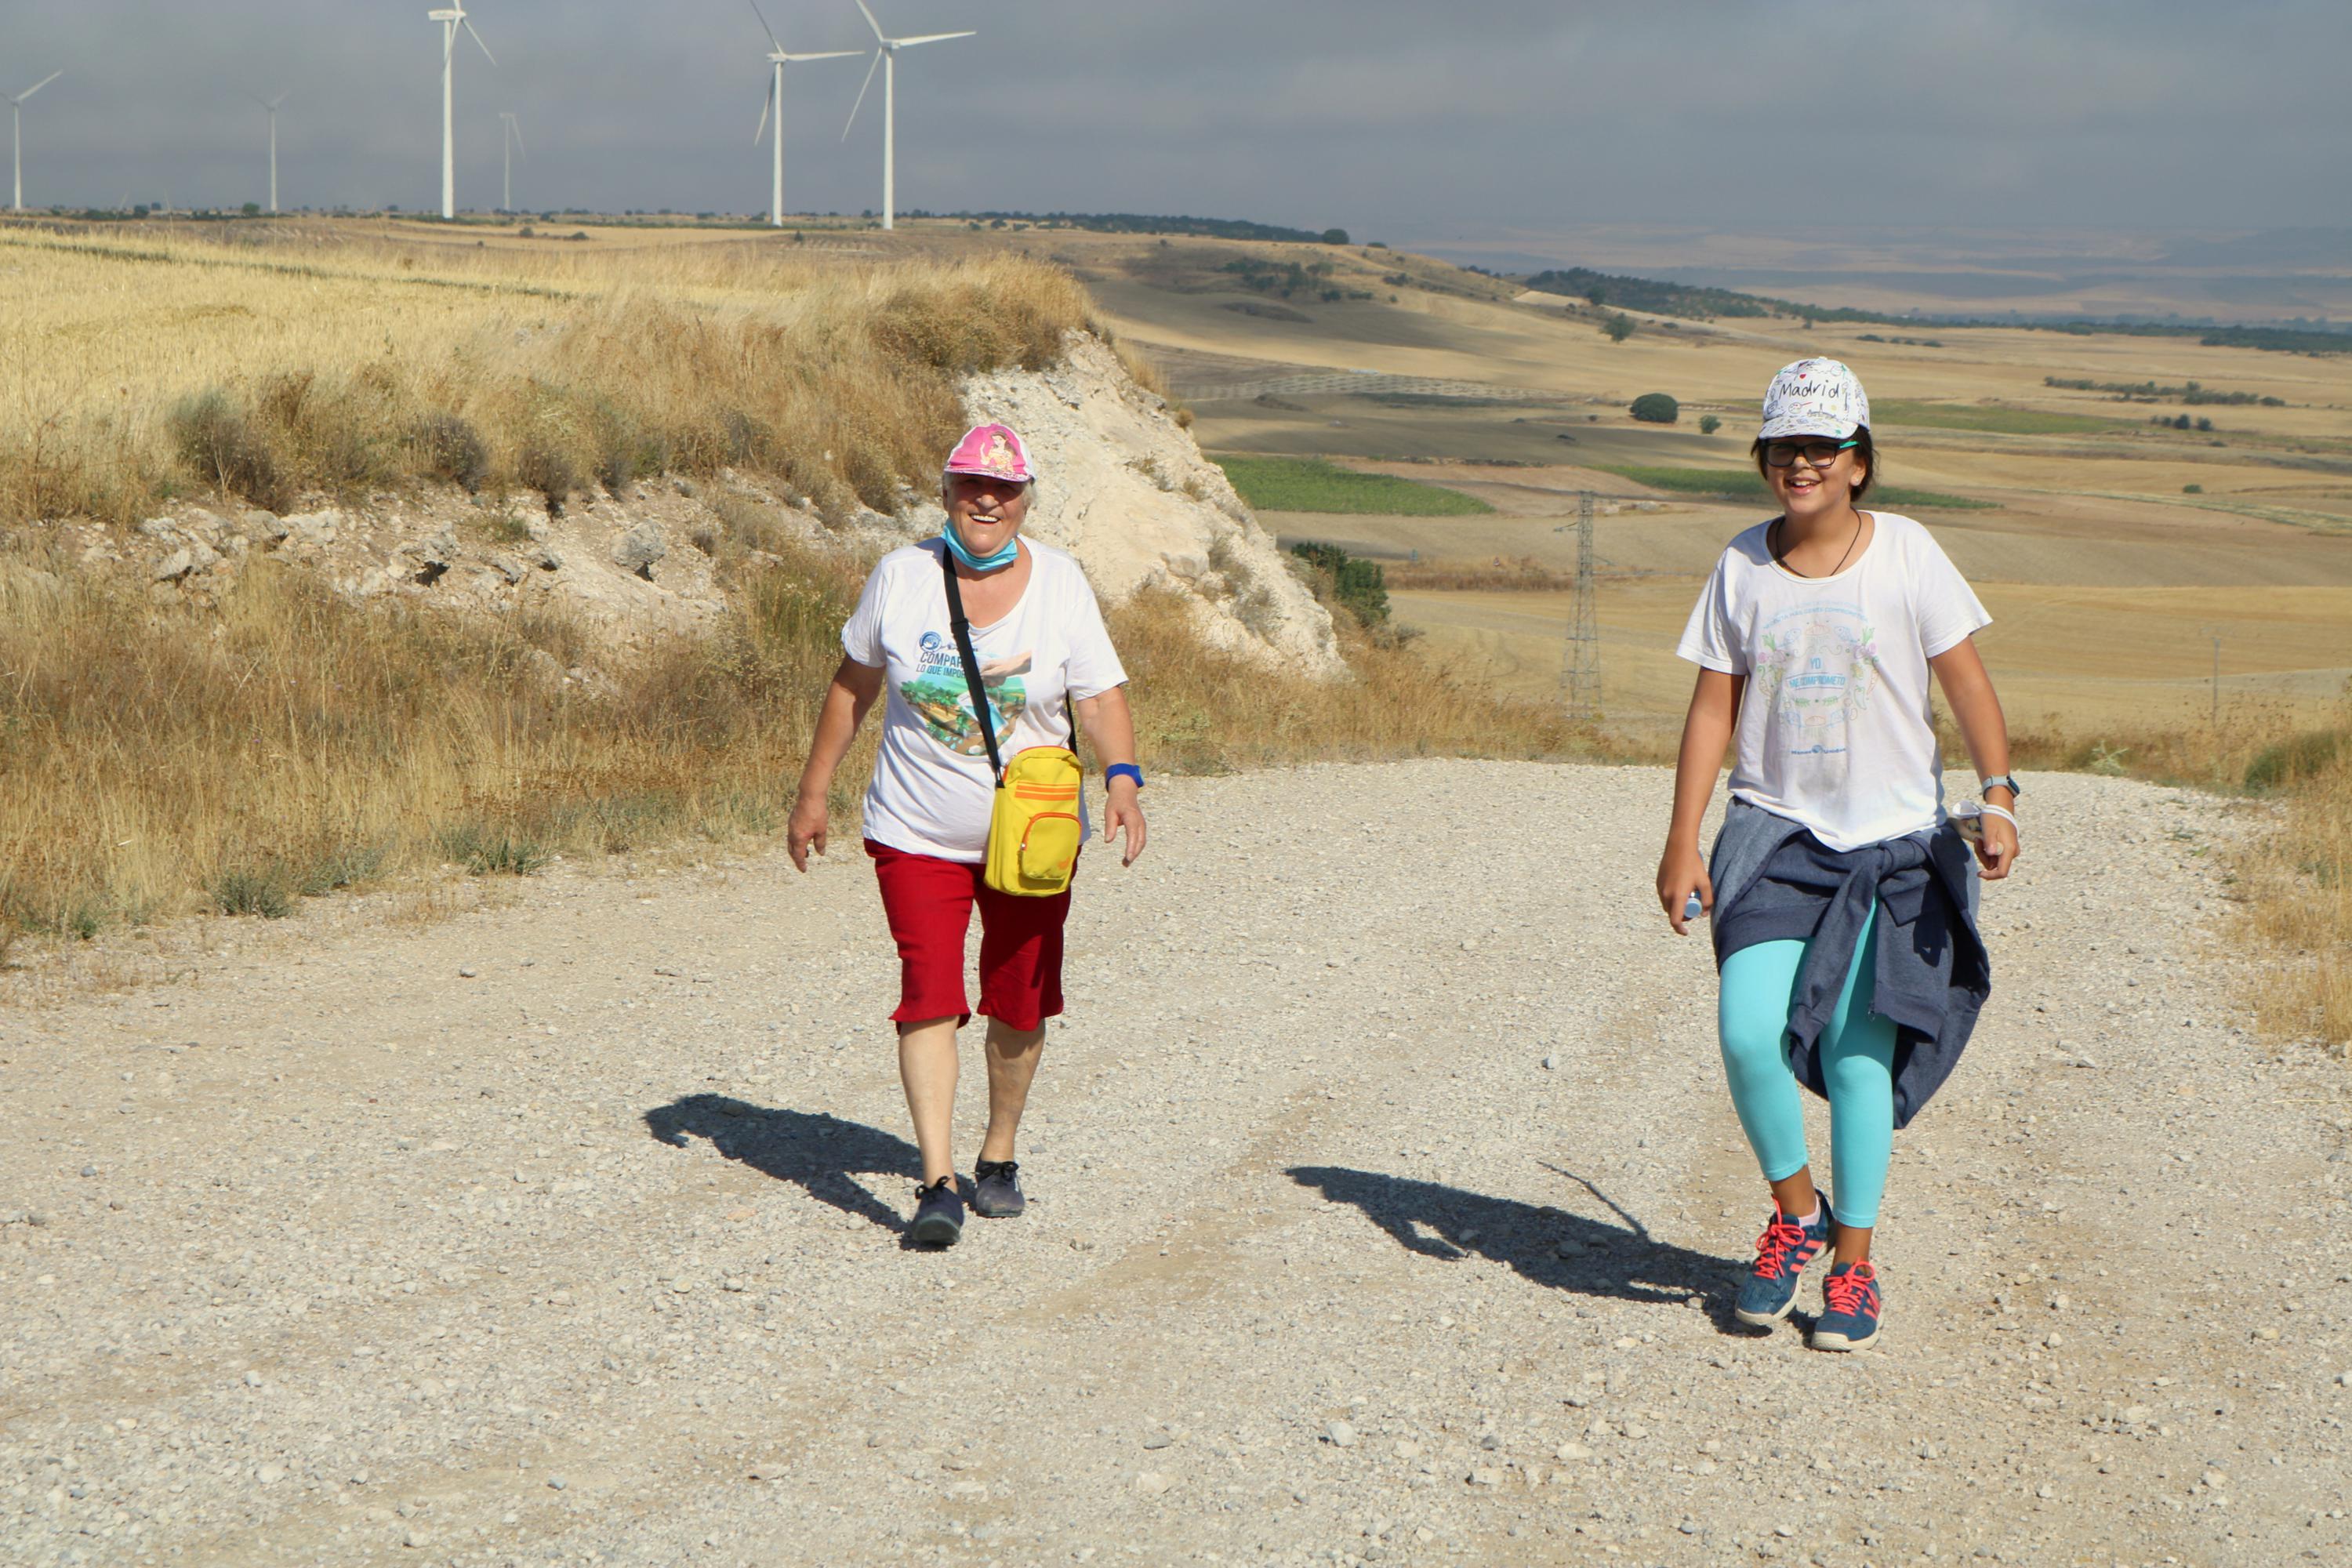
[747,0,784,54]
[268,90,290,110]
[755,78,772,145]
[840,48,881,140]
[855,0,886,43]
[782,50,862,61]
[894,31,975,45]
[17,71,63,103]
[511,118,524,158]
[465,18,497,66]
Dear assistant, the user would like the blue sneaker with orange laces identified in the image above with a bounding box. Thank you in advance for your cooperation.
[1734,1199,1834,1327]
[1812,1259,1884,1351]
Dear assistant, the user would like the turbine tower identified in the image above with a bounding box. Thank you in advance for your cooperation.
[750,0,857,229]
[499,111,522,212]
[9,71,62,213]
[249,91,289,214]
[840,0,973,230]
[427,3,495,220]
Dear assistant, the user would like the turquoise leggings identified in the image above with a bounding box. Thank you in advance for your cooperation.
[1718,906,1897,1228]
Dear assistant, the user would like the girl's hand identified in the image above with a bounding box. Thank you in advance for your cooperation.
[1974,812,2019,880]
[1657,843,1711,935]
[1104,782,1147,867]
[787,795,829,873]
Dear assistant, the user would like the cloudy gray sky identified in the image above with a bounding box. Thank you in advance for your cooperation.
[5,1,2347,245]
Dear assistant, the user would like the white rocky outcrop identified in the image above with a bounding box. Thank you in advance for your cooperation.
[953,332,1343,677]
[117,332,1343,677]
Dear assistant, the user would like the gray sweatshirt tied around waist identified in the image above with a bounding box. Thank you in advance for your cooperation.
[1708,797,1990,1128]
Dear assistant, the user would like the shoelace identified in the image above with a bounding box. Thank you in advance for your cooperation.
[1751,1215,1807,1278]
[975,1159,1018,1183]
[917,1176,956,1200]
[1824,1265,1878,1316]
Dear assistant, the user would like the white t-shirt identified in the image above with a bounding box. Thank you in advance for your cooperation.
[843,538,1129,862]
[1676,511,1991,852]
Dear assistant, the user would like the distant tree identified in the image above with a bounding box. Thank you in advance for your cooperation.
[1629,393,1680,424]
[1697,414,1722,435]
[241,201,260,216]
[1602,313,1635,343]
[2195,416,2213,431]
[1585,285,1607,307]
[1321,228,1350,245]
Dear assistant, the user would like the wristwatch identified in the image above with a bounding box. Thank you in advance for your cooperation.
[1980,774,2022,799]
[1104,763,1145,790]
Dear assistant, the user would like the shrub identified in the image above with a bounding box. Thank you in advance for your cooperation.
[167,388,290,512]
[1697,414,1722,435]
[2183,483,2203,494]
[1629,393,1680,424]
[1602,314,1635,343]
[1289,540,1389,628]
[211,866,293,919]
[414,413,490,492]
[2245,730,2344,793]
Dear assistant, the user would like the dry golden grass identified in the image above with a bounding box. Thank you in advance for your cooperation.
[0,538,871,937]
[1108,586,1591,773]
[0,224,1093,528]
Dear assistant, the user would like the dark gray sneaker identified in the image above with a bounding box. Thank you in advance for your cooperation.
[909,1177,965,1247]
[971,1159,1026,1218]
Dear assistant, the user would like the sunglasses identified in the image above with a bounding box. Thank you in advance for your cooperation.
[1762,438,1860,469]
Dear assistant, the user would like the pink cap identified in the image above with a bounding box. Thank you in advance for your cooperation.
[943,422,1034,484]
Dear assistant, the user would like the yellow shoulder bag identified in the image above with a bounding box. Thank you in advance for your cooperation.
[942,548,1084,897]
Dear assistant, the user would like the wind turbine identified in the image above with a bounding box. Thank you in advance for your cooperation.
[248,91,289,213]
[839,1,973,230]
[749,0,857,229]
[9,71,61,213]
[499,111,522,212]
[426,3,495,219]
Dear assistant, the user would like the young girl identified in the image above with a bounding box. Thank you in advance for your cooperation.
[1655,358,2019,1351]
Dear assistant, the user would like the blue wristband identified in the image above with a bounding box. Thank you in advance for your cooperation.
[1104,763,1145,791]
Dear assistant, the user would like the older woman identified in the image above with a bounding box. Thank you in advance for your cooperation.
[788,423,1147,1247]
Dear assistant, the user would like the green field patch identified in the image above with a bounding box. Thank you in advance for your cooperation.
[1592,464,1994,511]
[1213,456,1494,515]
[1868,399,2133,437]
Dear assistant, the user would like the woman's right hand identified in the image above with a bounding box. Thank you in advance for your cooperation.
[1656,843,1711,936]
[788,793,829,873]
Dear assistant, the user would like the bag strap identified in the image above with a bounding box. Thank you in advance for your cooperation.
[939,545,1007,786]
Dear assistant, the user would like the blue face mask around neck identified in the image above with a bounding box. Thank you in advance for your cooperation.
[941,518,1021,573]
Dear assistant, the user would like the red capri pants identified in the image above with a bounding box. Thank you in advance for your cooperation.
[866,840,1074,1031]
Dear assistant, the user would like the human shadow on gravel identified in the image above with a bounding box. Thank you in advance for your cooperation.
[644,1095,919,1238]
[1287,1164,1748,1333]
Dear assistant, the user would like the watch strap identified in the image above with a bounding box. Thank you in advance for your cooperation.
[1104,763,1145,790]
[1980,773,2022,798]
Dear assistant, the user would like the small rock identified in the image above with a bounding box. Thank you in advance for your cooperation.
[243,1370,263,1388]
[1478,1432,1501,1450]
[1542,1054,1558,1071]
[613,523,667,579]
[257,1465,285,1485]
[1555,1443,1592,1461]
[2203,1470,2229,1489]
[1467,1466,1501,1487]
[402,1527,431,1549]
[2252,1327,2280,1341]
[27,1210,52,1227]
[151,548,195,583]
[458,966,478,978]
[546,1475,567,1490]
[1393,1439,1421,1460]
[1134,1471,1174,1497]
[1142,1432,1174,1451]
[80,1165,97,1178]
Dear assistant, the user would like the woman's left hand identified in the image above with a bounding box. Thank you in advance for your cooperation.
[1105,782,1147,867]
[1974,813,2018,880]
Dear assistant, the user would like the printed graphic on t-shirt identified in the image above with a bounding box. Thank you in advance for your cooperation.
[900,628,1031,757]
[1753,604,1881,757]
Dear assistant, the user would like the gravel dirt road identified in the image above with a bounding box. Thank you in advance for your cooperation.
[3,762,2347,1568]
